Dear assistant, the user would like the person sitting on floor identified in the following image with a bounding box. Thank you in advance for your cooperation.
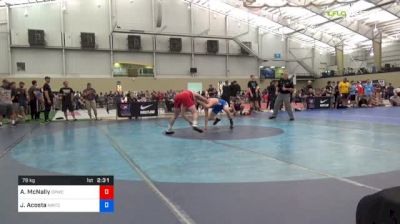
[371,87,385,107]
[232,97,244,116]
[390,88,400,106]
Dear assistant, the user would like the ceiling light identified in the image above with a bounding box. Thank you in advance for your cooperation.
[373,24,378,33]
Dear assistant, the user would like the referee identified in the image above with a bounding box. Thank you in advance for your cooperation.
[269,72,295,121]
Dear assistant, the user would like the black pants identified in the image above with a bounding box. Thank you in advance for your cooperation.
[268,95,276,110]
[30,99,40,120]
[44,102,52,121]
[221,96,230,106]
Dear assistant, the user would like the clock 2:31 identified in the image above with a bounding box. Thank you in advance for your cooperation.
[97,177,111,184]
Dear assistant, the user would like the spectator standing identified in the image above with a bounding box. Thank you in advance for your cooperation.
[248,75,261,112]
[207,84,218,98]
[83,83,98,120]
[305,80,315,97]
[16,82,28,121]
[43,76,54,122]
[349,81,357,107]
[230,81,241,97]
[28,80,41,120]
[390,88,400,106]
[98,92,104,108]
[10,82,20,121]
[59,81,76,121]
[269,72,295,121]
[334,81,340,108]
[221,80,231,105]
[356,81,365,105]
[339,78,351,107]
[386,83,394,99]
[0,79,16,127]
[363,79,374,106]
[267,80,277,111]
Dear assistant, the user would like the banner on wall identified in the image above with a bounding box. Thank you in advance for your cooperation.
[188,82,203,93]
[275,67,285,79]
[117,102,158,118]
[306,97,331,109]
[372,80,385,87]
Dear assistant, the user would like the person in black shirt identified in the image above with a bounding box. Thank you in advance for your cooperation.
[28,80,41,120]
[207,84,217,98]
[221,80,231,105]
[324,81,333,96]
[334,81,340,109]
[43,76,54,122]
[16,82,28,121]
[267,80,277,111]
[230,81,241,97]
[269,72,295,120]
[247,75,260,111]
[304,80,315,97]
[59,81,76,121]
[10,82,18,110]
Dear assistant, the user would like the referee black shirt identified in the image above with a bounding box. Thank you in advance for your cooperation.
[277,78,294,94]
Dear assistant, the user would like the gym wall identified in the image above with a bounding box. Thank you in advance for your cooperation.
[0,0,331,78]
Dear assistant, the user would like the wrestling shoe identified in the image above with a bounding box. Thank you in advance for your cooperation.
[165,128,175,135]
[192,125,204,133]
[213,118,221,125]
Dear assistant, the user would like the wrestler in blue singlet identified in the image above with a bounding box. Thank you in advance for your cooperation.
[212,99,228,114]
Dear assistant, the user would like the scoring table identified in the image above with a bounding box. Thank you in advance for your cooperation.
[18,176,114,213]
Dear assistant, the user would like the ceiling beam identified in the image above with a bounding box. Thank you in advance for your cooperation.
[364,0,400,19]
[263,12,341,48]
[302,5,376,40]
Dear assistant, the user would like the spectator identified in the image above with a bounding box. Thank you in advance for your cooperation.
[371,87,384,107]
[247,74,261,112]
[10,82,24,122]
[324,81,333,97]
[15,81,28,121]
[232,97,244,116]
[390,88,400,106]
[230,80,241,98]
[334,81,340,108]
[83,83,98,120]
[0,79,16,127]
[356,81,365,105]
[339,77,350,107]
[386,83,394,99]
[305,80,315,97]
[43,76,54,122]
[59,81,76,121]
[363,79,374,106]
[267,80,277,111]
[99,92,104,108]
[28,80,41,120]
[221,80,231,105]
[207,84,218,97]
[349,81,357,107]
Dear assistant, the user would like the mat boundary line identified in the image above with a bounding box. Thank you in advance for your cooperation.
[99,127,196,224]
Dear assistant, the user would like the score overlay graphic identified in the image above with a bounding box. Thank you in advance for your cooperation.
[18,176,114,213]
